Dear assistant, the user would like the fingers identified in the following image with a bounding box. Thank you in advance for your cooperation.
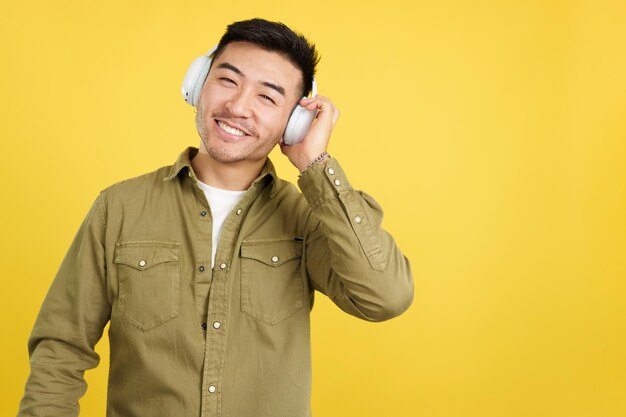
[300,95,340,126]
[298,96,339,148]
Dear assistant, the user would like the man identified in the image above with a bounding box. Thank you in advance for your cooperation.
[18,18,413,417]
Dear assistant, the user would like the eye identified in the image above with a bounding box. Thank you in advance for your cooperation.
[219,77,236,85]
[260,94,276,104]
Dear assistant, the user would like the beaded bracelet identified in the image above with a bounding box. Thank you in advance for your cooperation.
[299,151,330,176]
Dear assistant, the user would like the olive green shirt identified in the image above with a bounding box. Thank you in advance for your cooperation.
[18,147,414,417]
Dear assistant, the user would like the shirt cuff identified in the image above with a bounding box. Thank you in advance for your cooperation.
[297,158,352,209]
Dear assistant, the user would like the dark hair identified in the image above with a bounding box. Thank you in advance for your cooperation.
[213,18,319,97]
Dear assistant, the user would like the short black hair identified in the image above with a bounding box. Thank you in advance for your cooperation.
[213,18,319,97]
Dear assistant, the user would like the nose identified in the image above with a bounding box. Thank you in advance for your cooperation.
[225,89,253,118]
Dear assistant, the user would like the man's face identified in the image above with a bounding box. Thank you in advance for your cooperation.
[195,41,303,164]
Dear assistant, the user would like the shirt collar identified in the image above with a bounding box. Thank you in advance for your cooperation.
[163,147,279,197]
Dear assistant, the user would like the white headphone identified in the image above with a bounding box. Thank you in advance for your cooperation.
[181,45,317,145]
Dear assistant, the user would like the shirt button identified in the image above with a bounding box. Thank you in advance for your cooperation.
[219,263,227,270]
[138,260,147,267]
[236,208,242,215]
[354,215,362,224]
[198,265,205,272]
[327,167,335,175]
[201,322,207,330]
[213,321,222,329]
[271,255,279,263]
[208,385,217,393]
[200,210,208,217]
[334,179,341,186]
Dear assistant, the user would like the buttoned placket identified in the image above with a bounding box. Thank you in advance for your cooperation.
[194,171,269,417]
[177,161,276,417]
[186,169,221,416]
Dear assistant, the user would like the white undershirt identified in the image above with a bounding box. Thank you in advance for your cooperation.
[196,180,246,267]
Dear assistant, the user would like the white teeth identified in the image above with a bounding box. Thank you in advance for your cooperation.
[217,121,245,137]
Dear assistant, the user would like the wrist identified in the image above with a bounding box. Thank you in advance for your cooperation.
[298,151,330,176]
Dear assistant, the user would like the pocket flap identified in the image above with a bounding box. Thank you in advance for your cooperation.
[240,239,302,267]
[114,241,180,271]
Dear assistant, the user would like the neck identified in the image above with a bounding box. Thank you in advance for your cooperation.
[191,148,266,191]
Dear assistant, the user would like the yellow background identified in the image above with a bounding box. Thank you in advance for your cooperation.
[2,0,625,416]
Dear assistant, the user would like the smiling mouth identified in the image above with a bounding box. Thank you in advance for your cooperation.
[216,120,248,137]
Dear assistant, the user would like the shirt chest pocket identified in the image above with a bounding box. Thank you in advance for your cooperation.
[240,238,304,325]
[114,240,181,331]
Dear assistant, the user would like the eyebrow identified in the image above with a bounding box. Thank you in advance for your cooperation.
[216,62,286,97]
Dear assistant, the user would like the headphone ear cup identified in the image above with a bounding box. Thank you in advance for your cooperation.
[283,105,317,145]
[181,55,213,107]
